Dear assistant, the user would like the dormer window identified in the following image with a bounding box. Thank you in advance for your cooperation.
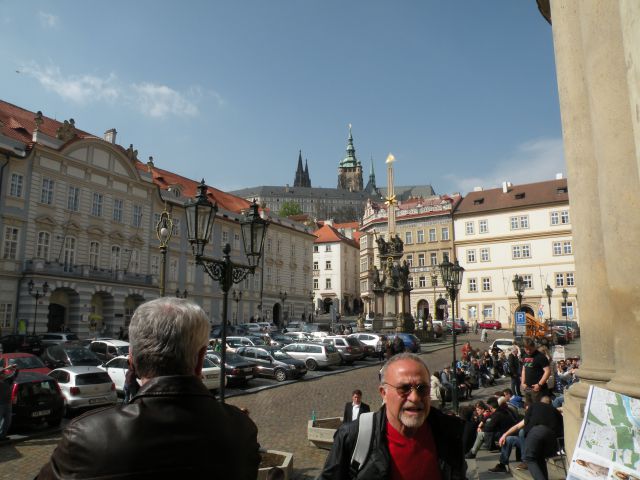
[515,193,525,200]
[173,188,181,198]
[557,187,568,194]
[473,198,484,205]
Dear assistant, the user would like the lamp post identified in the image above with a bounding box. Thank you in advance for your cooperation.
[175,289,188,299]
[309,291,314,323]
[185,180,268,403]
[561,288,569,343]
[155,206,173,297]
[545,284,553,324]
[439,258,464,413]
[512,274,525,335]
[28,280,49,335]
[232,290,242,325]
[431,269,438,321]
[279,291,288,328]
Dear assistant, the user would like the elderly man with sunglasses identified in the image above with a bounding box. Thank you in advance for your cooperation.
[319,353,467,479]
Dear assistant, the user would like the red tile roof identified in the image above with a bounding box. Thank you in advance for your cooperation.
[313,224,359,248]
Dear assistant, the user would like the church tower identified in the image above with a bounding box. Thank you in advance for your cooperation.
[337,124,363,191]
[364,155,379,195]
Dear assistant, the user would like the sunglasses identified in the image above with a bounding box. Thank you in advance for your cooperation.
[384,382,430,397]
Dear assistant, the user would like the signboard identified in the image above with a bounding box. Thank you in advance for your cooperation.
[515,311,526,336]
[552,345,565,361]
[567,386,640,479]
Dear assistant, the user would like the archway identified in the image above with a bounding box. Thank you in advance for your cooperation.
[518,305,535,317]
[416,299,429,322]
[48,304,65,332]
[272,303,281,327]
[323,298,333,314]
[435,298,448,320]
[47,288,80,332]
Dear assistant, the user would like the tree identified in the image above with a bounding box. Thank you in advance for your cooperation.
[278,201,303,217]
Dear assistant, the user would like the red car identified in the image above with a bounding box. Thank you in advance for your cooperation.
[1,353,51,375]
[478,320,502,330]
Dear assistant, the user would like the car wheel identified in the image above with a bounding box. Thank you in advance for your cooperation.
[274,368,287,382]
[306,359,318,371]
[494,326,498,330]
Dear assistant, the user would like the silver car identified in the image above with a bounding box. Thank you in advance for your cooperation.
[280,342,341,371]
[49,366,117,413]
[322,336,364,364]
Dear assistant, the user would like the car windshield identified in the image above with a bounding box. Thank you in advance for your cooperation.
[346,338,360,347]
[203,357,215,368]
[249,337,267,345]
[65,334,79,341]
[66,349,100,363]
[116,346,129,355]
[76,372,112,385]
[8,356,46,369]
[273,350,292,360]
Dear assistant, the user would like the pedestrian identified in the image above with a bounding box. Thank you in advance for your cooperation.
[520,337,552,404]
[123,361,139,404]
[37,297,260,479]
[480,328,488,343]
[473,320,479,335]
[507,347,522,396]
[0,363,19,441]
[319,353,467,479]
[343,389,371,423]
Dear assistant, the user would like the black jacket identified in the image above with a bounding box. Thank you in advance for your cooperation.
[37,375,260,479]
[319,406,467,480]
[343,402,371,423]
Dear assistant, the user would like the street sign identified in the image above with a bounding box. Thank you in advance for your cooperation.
[515,311,526,336]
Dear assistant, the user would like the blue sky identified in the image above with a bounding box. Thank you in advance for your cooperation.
[0,1,563,195]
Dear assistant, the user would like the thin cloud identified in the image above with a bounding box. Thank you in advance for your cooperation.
[131,82,199,118]
[38,11,59,28]
[446,138,566,194]
[21,63,119,104]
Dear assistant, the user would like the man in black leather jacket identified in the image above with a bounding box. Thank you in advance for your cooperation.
[37,297,260,479]
[319,353,467,479]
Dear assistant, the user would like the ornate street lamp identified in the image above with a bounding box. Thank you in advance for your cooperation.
[439,258,464,413]
[232,290,242,325]
[175,289,188,299]
[309,291,314,323]
[28,280,49,335]
[430,268,438,322]
[512,274,525,310]
[545,284,553,324]
[279,291,288,328]
[155,207,173,297]
[185,180,268,403]
[561,288,569,343]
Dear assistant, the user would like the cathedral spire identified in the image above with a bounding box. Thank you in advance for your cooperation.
[304,159,311,187]
[294,150,305,187]
[340,123,358,168]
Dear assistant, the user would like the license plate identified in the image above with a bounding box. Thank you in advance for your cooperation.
[245,375,253,379]
[32,409,51,417]
[206,375,217,379]
[244,368,253,372]
[89,398,105,404]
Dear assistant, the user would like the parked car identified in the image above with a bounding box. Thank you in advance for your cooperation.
[9,371,64,430]
[478,320,502,330]
[226,336,268,351]
[206,350,256,384]
[387,333,421,353]
[445,319,468,333]
[200,357,225,390]
[285,321,307,332]
[49,366,117,414]
[364,318,374,331]
[236,346,307,382]
[489,338,517,353]
[283,332,313,342]
[549,320,580,337]
[257,322,277,333]
[279,342,341,371]
[210,325,248,338]
[269,334,295,346]
[322,336,364,364]
[348,333,388,359]
[41,344,102,369]
[0,334,43,355]
[1,353,50,375]
[98,355,136,394]
[89,339,130,362]
[349,337,375,358]
[40,332,80,348]
[239,323,263,334]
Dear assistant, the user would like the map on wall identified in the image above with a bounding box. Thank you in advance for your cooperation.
[567,385,640,480]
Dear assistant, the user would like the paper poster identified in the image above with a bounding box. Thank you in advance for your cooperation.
[567,386,640,480]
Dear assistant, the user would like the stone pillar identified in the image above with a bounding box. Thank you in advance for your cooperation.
[549,0,640,460]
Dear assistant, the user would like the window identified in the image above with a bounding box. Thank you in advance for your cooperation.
[113,199,123,222]
[431,275,438,287]
[419,276,426,288]
[566,272,575,286]
[67,186,80,211]
[429,228,437,242]
[468,278,477,293]
[441,227,450,241]
[150,255,159,275]
[313,278,319,289]
[111,245,121,271]
[10,173,23,197]
[325,260,332,270]
[555,273,564,287]
[266,238,272,253]
[169,258,178,281]
[405,231,413,244]
[417,230,425,243]
[234,232,241,250]
[360,258,368,272]
[561,210,570,224]
[466,249,476,263]
[510,215,529,230]
[522,274,533,289]
[430,252,437,265]
[133,205,143,228]
[325,245,332,252]
[63,237,76,271]
[479,220,488,233]
[222,230,229,245]
[480,248,490,262]
[360,279,368,291]
[522,245,531,258]
[36,232,50,260]
[89,242,100,269]
[313,245,319,253]
[556,272,575,287]
[172,218,181,237]
[277,239,282,253]
[482,304,494,319]
[360,236,367,248]
[186,261,195,283]
[551,210,570,225]
[482,277,492,292]
[512,244,531,259]
[41,178,54,204]
[92,193,103,216]
[465,222,474,235]
[0,303,12,328]
[2,226,19,259]
[418,253,425,267]
[406,254,413,267]
[550,212,559,225]
[552,242,562,256]
[561,301,574,318]
[313,261,319,270]
[407,277,413,288]
[442,251,450,262]
[563,241,573,255]
[325,278,331,289]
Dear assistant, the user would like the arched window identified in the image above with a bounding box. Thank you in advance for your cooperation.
[111,245,121,271]
[36,231,50,260]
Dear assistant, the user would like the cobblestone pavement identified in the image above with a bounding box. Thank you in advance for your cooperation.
[0,332,580,479]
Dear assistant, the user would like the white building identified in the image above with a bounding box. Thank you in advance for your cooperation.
[454,178,578,328]
[312,221,362,316]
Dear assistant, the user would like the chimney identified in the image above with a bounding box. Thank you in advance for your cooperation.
[502,181,510,193]
[104,128,117,144]
[473,186,483,192]
[325,218,334,226]
[556,173,563,180]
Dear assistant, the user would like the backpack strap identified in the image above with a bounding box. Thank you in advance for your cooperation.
[350,411,375,473]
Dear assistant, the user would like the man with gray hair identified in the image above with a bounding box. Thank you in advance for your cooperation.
[320,353,467,479]
[37,297,260,479]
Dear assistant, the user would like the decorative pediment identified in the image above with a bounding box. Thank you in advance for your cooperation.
[64,221,82,232]
[34,215,57,226]
[129,234,145,246]
[87,225,105,236]
[109,230,126,241]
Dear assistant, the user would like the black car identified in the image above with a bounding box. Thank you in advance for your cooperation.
[10,371,64,430]
[0,335,43,355]
[206,351,256,384]
[236,346,307,382]
[41,343,102,369]
[210,325,249,339]
[270,334,295,346]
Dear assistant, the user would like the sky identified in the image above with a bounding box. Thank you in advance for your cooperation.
[0,1,564,196]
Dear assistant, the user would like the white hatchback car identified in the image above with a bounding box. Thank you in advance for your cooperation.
[49,366,117,413]
[489,338,517,353]
[280,342,341,371]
